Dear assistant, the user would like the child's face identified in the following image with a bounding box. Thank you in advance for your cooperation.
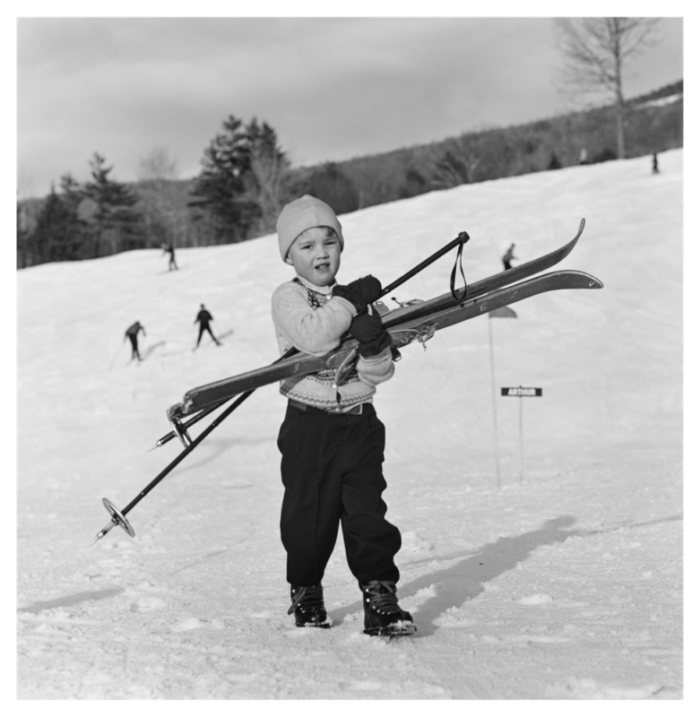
[285,226,341,286]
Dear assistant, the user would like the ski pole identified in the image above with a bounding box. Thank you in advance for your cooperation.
[329,231,468,401]
[150,232,470,450]
[92,345,298,543]
[93,232,473,541]
[150,232,471,449]
[147,398,229,451]
[380,231,470,297]
[91,387,259,544]
[148,345,297,451]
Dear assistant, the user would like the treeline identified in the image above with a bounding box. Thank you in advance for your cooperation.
[17,116,290,268]
[331,79,683,210]
[18,153,152,268]
[17,80,682,269]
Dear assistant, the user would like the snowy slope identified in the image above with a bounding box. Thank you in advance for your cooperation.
[17,150,683,700]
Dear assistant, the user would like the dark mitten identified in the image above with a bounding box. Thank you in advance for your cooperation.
[349,312,392,357]
[333,275,382,314]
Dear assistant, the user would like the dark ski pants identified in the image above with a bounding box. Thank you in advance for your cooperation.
[127,334,140,360]
[196,324,219,346]
[277,402,401,587]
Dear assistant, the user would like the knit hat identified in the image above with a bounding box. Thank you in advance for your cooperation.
[276,195,344,261]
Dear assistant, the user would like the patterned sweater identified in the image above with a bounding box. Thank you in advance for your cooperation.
[271,276,395,411]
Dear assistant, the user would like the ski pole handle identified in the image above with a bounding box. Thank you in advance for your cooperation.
[380,231,470,297]
[149,399,227,450]
[150,346,299,449]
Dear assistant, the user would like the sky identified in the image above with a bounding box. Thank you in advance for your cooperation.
[15,12,684,199]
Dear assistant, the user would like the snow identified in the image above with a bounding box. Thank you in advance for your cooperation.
[634,93,683,110]
[16,149,686,702]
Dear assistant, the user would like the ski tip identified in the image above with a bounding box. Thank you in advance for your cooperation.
[571,270,603,289]
[570,218,586,242]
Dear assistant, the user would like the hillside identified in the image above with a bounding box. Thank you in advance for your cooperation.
[17,80,683,266]
[17,149,683,699]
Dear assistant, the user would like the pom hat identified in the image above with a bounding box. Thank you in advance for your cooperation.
[276,195,344,261]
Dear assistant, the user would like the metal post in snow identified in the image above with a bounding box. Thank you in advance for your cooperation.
[488,305,517,488]
[501,385,542,485]
[518,387,524,484]
[488,318,501,489]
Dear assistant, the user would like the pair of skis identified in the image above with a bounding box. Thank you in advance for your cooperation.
[92,219,602,543]
[170,219,594,418]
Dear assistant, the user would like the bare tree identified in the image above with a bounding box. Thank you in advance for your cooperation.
[137,145,186,247]
[245,119,291,235]
[138,145,179,181]
[555,17,660,159]
[430,138,481,190]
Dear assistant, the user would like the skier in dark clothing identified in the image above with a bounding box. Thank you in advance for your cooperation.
[652,153,660,174]
[194,304,221,348]
[124,321,146,362]
[502,243,517,271]
[162,243,178,271]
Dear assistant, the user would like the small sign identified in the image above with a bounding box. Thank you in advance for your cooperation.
[489,306,518,319]
[501,387,543,397]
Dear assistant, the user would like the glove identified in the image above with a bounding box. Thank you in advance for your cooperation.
[349,311,392,358]
[334,275,382,314]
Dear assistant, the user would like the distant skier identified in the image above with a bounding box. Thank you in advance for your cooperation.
[162,243,178,271]
[579,147,589,165]
[124,321,146,362]
[652,153,660,174]
[502,243,517,271]
[194,304,221,349]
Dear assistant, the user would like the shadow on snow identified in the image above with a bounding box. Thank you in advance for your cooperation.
[329,513,682,637]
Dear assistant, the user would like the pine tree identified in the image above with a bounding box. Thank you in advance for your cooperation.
[82,153,143,257]
[27,185,85,264]
[189,115,290,242]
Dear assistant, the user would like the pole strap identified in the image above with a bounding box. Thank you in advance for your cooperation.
[449,231,469,301]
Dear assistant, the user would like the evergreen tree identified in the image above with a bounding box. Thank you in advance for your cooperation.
[82,153,143,257]
[189,115,289,242]
[189,115,256,242]
[27,185,85,264]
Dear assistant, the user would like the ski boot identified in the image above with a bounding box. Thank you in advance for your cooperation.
[360,580,416,637]
[288,584,331,629]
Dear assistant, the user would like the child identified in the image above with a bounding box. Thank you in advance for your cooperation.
[271,194,415,636]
